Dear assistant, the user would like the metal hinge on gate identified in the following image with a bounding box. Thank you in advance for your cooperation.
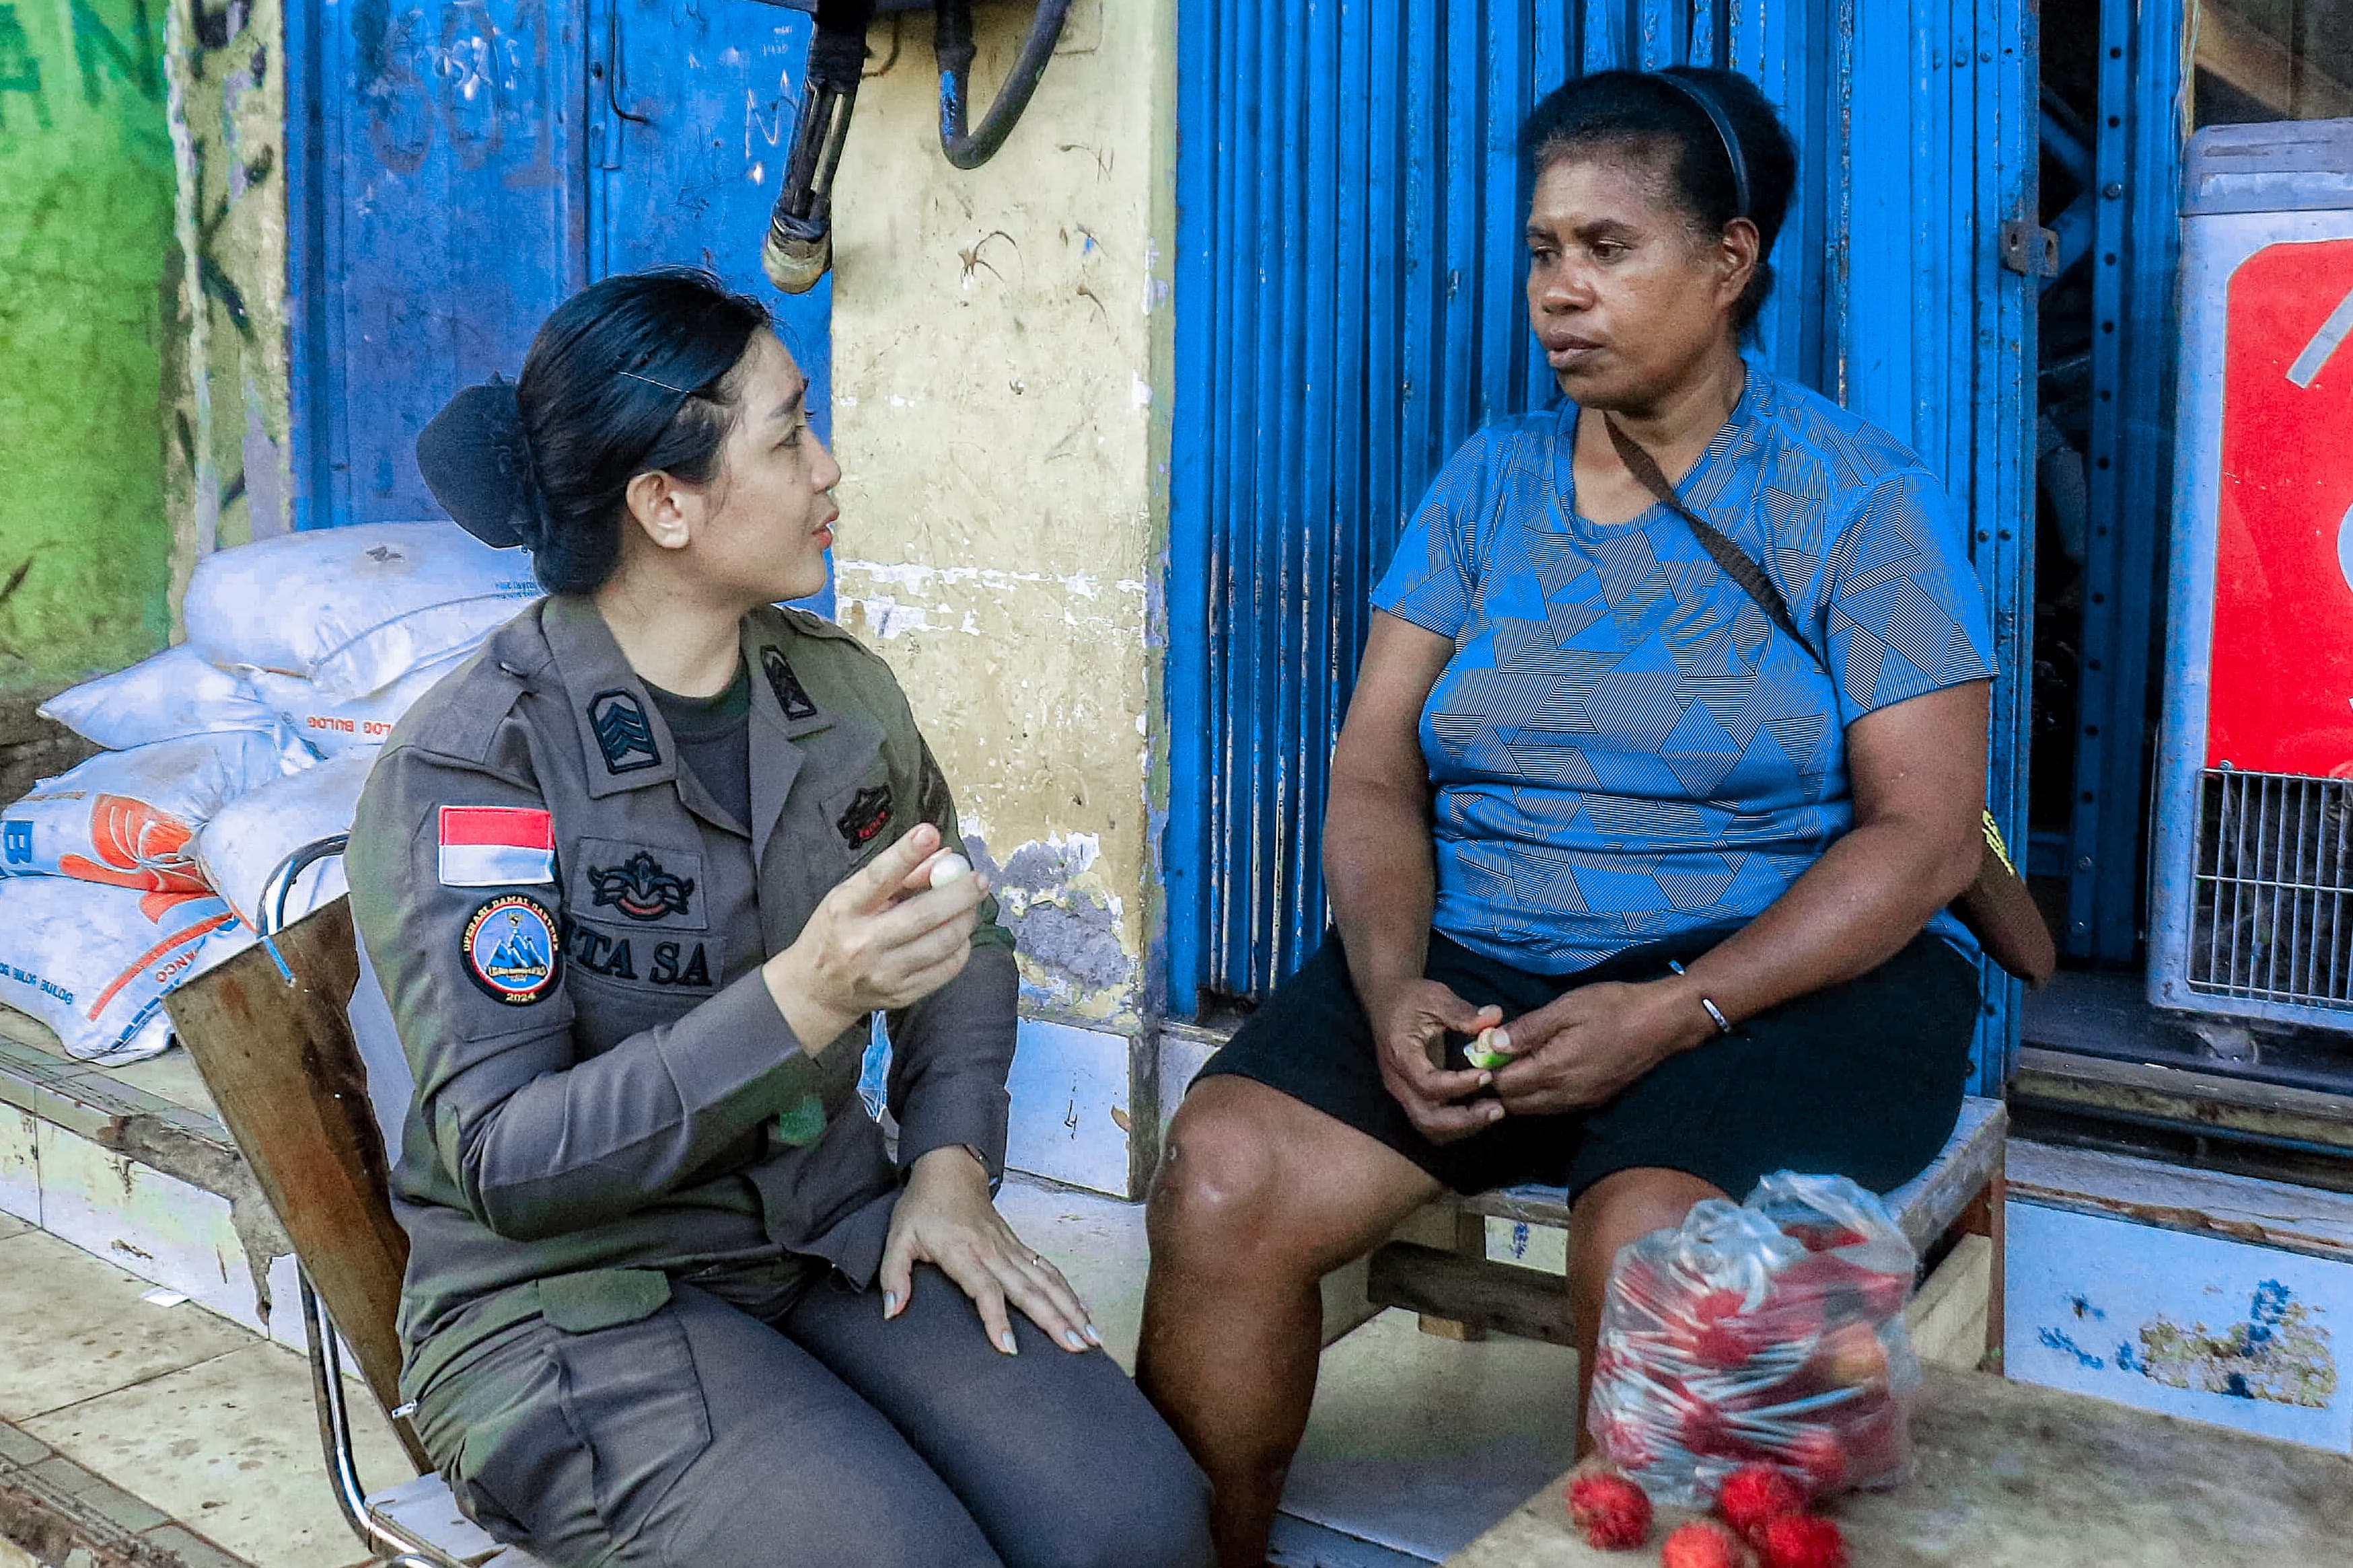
[2000,219,2060,278]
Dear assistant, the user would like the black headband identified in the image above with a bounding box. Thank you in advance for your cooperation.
[1653,70,1751,221]
[416,377,541,550]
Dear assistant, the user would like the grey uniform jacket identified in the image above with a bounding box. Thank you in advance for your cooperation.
[345,595,1017,1391]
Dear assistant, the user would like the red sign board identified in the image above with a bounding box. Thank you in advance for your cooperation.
[2206,239,2353,776]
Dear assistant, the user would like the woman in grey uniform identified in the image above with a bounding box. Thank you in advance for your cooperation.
[348,268,1210,1568]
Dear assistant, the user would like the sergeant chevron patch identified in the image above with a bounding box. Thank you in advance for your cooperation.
[589,689,661,774]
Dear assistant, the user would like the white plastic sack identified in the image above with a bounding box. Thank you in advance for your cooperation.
[0,881,254,1063]
[194,755,371,930]
[0,731,307,893]
[243,652,468,758]
[38,645,307,768]
[182,522,538,698]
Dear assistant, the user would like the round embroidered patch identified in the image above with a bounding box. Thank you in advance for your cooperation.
[461,894,560,1005]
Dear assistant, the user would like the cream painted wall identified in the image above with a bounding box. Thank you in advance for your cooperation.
[828,0,1169,1029]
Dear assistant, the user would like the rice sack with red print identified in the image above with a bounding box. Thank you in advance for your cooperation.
[0,731,305,894]
[1584,1171,1922,1506]
[0,880,252,1063]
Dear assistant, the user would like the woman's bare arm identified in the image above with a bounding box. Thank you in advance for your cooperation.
[1489,679,1992,1114]
[1326,612,1507,1138]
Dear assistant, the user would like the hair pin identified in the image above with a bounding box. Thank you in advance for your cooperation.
[619,367,692,396]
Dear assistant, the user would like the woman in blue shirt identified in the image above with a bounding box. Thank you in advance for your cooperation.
[1139,68,1997,1564]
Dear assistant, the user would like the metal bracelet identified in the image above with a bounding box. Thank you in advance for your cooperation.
[1666,960,1736,1035]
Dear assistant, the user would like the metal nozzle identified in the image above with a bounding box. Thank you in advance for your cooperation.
[762,212,832,295]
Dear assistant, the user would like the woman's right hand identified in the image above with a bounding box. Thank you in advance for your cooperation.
[1369,979,1507,1144]
[762,823,990,1052]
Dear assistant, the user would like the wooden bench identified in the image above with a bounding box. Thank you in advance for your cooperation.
[1319,1096,2009,1364]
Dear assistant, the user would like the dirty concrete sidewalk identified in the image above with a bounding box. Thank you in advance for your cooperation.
[0,1180,1580,1568]
[0,1205,406,1568]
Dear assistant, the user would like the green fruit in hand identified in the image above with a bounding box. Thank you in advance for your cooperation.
[1463,1029,1513,1070]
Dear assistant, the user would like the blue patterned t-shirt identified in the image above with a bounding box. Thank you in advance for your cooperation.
[1369,370,1996,975]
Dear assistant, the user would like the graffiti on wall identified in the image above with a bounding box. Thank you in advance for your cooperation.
[161,0,291,605]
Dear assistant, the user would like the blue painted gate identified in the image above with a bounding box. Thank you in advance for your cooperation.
[1165,1,2039,1092]
[284,0,830,532]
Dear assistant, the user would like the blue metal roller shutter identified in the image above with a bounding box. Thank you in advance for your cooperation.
[1165,0,2037,1092]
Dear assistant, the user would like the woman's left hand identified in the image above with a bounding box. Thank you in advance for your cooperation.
[879,1145,1102,1355]
[1486,979,1714,1115]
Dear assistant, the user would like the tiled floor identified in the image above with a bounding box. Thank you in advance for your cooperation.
[1,1173,1570,1568]
[0,1225,403,1568]
[22,1341,409,1568]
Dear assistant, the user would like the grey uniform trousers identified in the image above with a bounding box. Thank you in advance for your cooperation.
[411,1267,1213,1568]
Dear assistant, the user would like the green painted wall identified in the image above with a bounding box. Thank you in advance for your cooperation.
[0,0,174,687]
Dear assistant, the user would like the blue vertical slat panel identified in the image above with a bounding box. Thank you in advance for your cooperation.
[1167,0,2037,1044]
[1163,0,1221,1000]
[1481,4,1531,426]
[1524,5,1576,411]
[1972,0,2038,1088]
[1332,0,1371,881]
[598,0,829,441]
[2063,0,2186,962]
[1842,3,1914,440]
[1583,0,1628,78]
[303,0,586,529]
[1291,0,1338,965]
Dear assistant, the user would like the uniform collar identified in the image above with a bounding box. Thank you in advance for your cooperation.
[543,597,846,856]
[544,595,683,800]
[743,613,836,856]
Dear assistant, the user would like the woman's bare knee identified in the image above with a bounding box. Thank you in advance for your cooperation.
[1148,1081,1291,1260]
[1148,1077,1437,1281]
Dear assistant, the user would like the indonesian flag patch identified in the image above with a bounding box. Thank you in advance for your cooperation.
[438,806,556,887]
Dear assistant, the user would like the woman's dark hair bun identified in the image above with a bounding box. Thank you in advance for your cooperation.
[1518,67,1799,339]
[412,268,773,594]
[415,377,546,551]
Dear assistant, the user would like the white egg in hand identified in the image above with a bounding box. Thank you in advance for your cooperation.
[928,854,973,889]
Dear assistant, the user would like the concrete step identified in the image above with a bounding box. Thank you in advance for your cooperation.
[0,1018,300,1356]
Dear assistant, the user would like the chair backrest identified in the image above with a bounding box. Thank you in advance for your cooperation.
[165,897,417,1443]
[350,937,420,1166]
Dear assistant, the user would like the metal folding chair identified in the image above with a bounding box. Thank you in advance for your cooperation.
[221,839,542,1568]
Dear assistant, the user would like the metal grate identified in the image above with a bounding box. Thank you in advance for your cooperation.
[2189,768,2353,1008]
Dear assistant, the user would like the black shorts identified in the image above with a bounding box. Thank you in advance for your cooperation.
[1194,927,1979,1203]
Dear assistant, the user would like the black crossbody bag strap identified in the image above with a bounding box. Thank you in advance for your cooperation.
[1601,414,1808,652]
[1597,411,2057,987]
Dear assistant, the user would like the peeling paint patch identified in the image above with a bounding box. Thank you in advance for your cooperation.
[838,593,935,639]
[840,558,1147,603]
[969,833,1133,1010]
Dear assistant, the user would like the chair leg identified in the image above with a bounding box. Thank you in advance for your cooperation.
[1418,1209,1492,1342]
[1953,1154,2007,1375]
[301,1271,468,1567]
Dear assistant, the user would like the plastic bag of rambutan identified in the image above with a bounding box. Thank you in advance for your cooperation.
[1584,1170,1922,1507]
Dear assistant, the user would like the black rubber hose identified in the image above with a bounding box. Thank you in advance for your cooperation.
[935,0,1073,171]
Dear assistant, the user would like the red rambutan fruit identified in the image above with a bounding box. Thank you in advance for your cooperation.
[1757,1512,1850,1568]
[1562,1461,1653,1551]
[1716,1462,1807,1543]
[1661,1518,1751,1568]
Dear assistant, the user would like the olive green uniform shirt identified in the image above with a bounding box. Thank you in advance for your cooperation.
[346,597,1016,1395]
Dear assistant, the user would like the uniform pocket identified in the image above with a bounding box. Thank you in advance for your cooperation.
[550,1306,713,1551]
